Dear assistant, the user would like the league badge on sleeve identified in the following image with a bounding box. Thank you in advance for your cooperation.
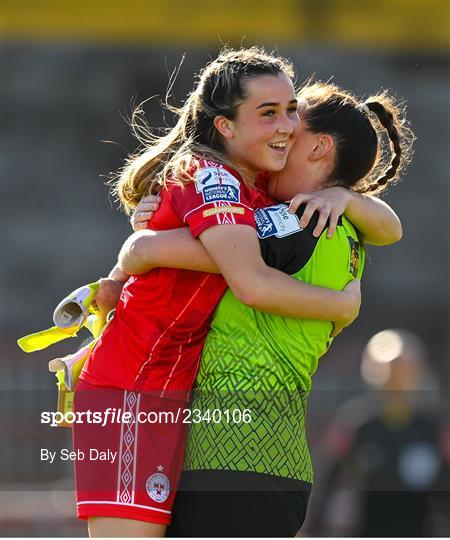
[255,204,303,239]
[194,167,241,204]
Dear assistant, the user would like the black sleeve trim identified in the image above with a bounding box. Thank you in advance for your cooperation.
[259,204,342,275]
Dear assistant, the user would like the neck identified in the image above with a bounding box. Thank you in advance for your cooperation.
[268,167,327,200]
[292,171,326,194]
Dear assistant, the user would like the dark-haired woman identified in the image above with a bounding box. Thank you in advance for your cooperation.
[124,81,414,537]
[72,50,362,538]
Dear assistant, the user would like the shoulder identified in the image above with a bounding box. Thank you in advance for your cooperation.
[192,158,242,191]
[166,157,257,236]
[175,158,248,208]
[256,203,319,274]
[193,156,241,179]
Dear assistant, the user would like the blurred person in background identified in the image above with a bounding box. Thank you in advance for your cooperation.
[304,329,450,537]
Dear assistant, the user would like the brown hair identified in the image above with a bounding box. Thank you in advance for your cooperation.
[298,81,415,195]
[112,47,295,214]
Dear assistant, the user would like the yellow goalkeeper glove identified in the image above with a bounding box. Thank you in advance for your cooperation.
[18,282,105,352]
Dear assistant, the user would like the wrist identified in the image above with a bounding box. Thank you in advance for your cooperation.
[344,190,361,214]
[336,288,359,321]
[108,267,129,283]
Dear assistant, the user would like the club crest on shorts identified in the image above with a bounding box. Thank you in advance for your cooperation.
[145,466,170,503]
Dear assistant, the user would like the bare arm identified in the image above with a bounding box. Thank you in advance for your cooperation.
[197,225,359,322]
[135,189,402,246]
[108,264,130,282]
[119,229,219,274]
[345,192,402,245]
[118,226,359,334]
[93,265,130,314]
[289,187,402,245]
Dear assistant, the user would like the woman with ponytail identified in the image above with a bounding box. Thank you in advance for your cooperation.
[126,80,414,537]
[72,50,363,538]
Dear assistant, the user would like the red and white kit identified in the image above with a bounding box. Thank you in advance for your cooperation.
[73,159,272,524]
[74,380,186,524]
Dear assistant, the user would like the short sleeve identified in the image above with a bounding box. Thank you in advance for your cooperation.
[257,204,321,274]
[169,165,256,238]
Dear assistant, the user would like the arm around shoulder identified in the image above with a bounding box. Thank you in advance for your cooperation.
[118,229,219,275]
[199,225,360,323]
[346,192,403,245]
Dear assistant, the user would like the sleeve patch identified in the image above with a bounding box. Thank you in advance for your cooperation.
[255,204,303,239]
[348,236,361,277]
[203,206,245,217]
[194,167,241,204]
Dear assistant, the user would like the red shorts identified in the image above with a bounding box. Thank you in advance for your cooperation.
[72,379,187,525]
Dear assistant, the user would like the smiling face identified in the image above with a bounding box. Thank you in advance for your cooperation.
[267,115,314,200]
[267,104,337,201]
[216,73,299,183]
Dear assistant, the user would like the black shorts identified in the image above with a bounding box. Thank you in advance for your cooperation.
[167,470,311,537]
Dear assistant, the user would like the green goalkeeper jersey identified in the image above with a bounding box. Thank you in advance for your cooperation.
[184,203,365,483]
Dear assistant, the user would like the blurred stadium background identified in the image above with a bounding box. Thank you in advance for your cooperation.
[2,0,449,536]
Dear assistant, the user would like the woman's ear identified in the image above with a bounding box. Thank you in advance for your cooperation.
[310,134,335,161]
[213,116,235,140]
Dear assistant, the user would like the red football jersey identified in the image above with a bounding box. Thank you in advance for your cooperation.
[80,159,272,400]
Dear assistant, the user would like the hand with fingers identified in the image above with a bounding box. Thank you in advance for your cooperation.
[288,187,352,239]
[130,194,161,231]
[95,278,125,315]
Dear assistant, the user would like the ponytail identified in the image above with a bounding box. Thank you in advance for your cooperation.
[363,99,405,194]
[298,81,415,197]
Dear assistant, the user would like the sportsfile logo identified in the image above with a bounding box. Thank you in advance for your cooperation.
[40,407,252,427]
[41,408,176,427]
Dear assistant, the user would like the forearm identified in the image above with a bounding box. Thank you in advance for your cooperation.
[346,192,402,245]
[108,264,130,282]
[230,265,356,321]
[118,229,220,275]
[199,225,358,322]
[95,266,128,314]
